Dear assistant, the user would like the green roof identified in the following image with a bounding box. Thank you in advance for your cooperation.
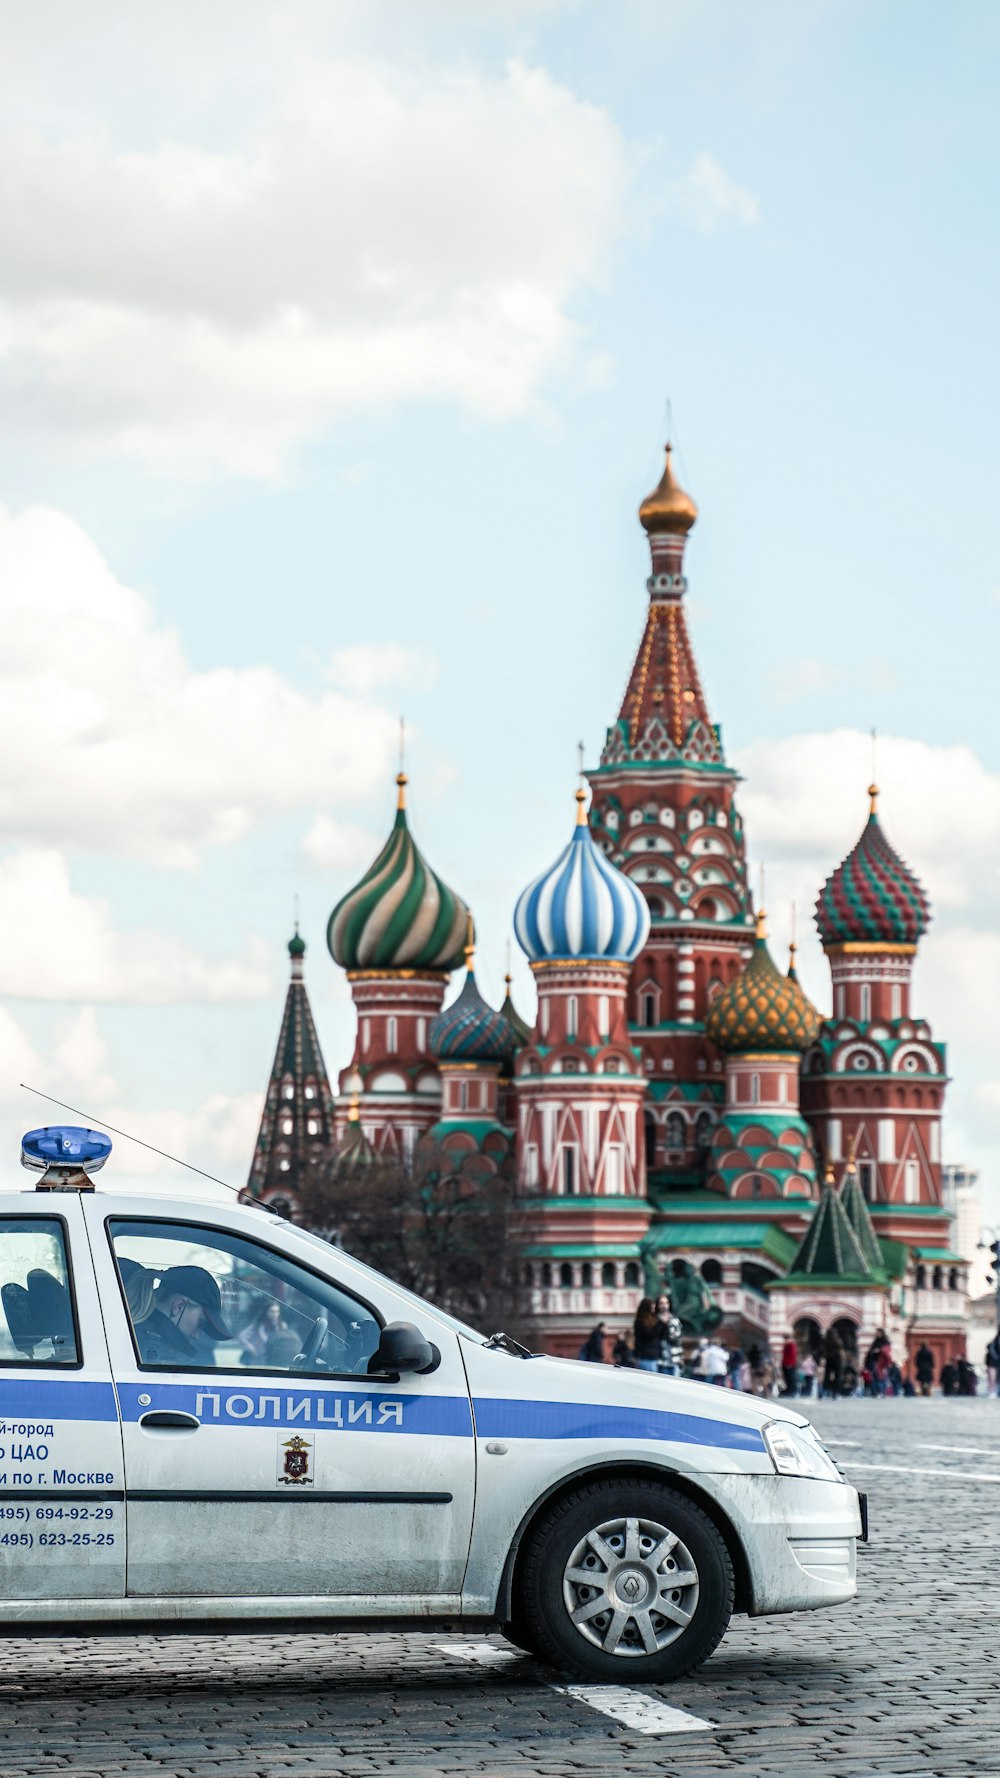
[915,1248,967,1263]
[877,1236,909,1280]
[645,1220,783,1252]
[838,1170,882,1270]
[427,1118,504,1143]
[649,1193,817,1214]
[518,1194,651,1211]
[524,1244,642,1260]
[785,1180,876,1281]
[776,1272,887,1290]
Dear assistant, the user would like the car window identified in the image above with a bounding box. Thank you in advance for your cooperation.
[285,1223,488,1344]
[107,1219,381,1376]
[0,1217,80,1366]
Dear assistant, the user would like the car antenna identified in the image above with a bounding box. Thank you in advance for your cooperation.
[19,1083,281,1211]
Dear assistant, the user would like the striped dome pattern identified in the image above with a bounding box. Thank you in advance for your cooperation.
[430,969,514,1065]
[816,794,930,947]
[514,795,650,964]
[327,779,469,973]
[706,927,820,1054]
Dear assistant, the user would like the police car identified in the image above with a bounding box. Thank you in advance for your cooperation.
[0,1126,864,1682]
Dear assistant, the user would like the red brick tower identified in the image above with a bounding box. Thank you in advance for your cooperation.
[513,789,653,1353]
[586,446,754,1195]
[327,773,471,1161]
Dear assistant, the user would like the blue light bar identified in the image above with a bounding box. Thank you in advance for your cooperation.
[21,1125,112,1175]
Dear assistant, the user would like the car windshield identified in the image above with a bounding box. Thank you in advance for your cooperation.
[282,1222,489,1345]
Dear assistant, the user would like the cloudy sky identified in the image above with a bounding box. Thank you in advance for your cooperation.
[2,0,999,1264]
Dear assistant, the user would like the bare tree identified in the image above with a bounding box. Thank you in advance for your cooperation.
[298,1139,530,1338]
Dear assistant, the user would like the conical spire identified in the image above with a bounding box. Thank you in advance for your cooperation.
[501,972,531,1048]
[246,930,336,1205]
[783,1169,875,1282]
[838,1153,882,1271]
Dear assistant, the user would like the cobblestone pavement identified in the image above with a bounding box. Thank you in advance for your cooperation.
[2,1396,998,1778]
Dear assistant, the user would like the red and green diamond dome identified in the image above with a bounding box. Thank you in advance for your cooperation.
[815,786,931,948]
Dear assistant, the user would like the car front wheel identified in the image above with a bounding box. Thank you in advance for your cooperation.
[517,1477,734,1682]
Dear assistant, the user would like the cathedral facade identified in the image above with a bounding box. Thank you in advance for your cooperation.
[246,445,968,1375]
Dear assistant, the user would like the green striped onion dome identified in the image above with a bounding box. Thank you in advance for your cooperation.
[327,775,469,973]
[706,917,821,1054]
[815,786,930,947]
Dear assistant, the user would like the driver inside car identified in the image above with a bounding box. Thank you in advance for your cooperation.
[133,1265,231,1365]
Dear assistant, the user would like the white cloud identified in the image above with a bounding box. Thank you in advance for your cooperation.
[327,643,439,699]
[735,728,1000,919]
[663,152,759,234]
[0,504,434,867]
[0,848,274,1003]
[768,656,897,707]
[0,57,627,476]
[300,816,384,877]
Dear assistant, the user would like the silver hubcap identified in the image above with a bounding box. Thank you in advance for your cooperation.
[561,1515,700,1657]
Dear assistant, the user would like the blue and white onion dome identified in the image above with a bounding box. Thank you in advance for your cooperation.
[514,789,650,963]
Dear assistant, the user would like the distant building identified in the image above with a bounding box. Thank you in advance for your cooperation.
[245,438,968,1370]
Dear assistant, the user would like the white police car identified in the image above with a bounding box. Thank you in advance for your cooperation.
[0,1127,864,1682]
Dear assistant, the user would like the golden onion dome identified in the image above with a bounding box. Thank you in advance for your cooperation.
[706,911,821,1055]
[638,443,698,536]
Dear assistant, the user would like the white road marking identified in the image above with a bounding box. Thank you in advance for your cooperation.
[822,1439,861,1447]
[553,1684,714,1735]
[434,1640,520,1668]
[436,1642,715,1735]
[844,1460,1000,1482]
[920,1442,993,1455]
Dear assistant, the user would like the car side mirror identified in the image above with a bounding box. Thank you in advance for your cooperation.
[367,1320,440,1377]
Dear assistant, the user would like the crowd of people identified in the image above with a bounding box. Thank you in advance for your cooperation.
[577,1306,1000,1399]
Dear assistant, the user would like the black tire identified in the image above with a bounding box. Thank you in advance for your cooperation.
[499,1616,542,1658]
[516,1476,734,1683]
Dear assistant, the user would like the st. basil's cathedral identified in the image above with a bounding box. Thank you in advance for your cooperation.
[246,444,968,1374]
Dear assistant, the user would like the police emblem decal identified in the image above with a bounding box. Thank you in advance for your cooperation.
[278,1433,314,1486]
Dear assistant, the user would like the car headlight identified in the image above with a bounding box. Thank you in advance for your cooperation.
[763,1421,843,1482]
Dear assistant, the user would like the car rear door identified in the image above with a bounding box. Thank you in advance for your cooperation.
[84,1199,476,1609]
[0,1197,124,1606]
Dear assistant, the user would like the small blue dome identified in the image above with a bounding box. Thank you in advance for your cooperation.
[514,793,650,964]
[430,969,514,1065]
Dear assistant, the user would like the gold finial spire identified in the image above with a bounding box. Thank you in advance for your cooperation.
[868,727,879,815]
[845,1131,858,1171]
[348,1091,360,1124]
[824,1160,836,1188]
[396,717,408,809]
[755,863,767,939]
[868,782,879,815]
[464,911,475,969]
[788,901,797,973]
[395,771,408,811]
[575,786,588,826]
[638,441,698,536]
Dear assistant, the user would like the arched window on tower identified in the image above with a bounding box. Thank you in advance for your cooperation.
[643,1111,657,1169]
[601,1262,616,1287]
[643,993,656,1028]
[665,1111,686,1151]
[859,984,871,1023]
[695,1111,713,1148]
[624,1262,640,1287]
[386,1016,398,1055]
[567,995,579,1038]
[915,1263,926,1289]
[559,1263,574,1288]
[580,1263,592,1288]
[750,1073,761,1105]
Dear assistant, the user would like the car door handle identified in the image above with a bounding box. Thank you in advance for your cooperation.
[138,1411,200,1431]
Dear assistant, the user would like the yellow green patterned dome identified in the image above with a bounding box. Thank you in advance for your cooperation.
[706,914,820,1054]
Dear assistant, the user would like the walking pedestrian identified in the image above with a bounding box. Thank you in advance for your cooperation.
[579,1322,606,1362]
[915,1342,935,1397]
[633,1298,662,1373]
[703,1337,730,1386]
[799,1350,817,1397]
[780,1334,799,1397]
[822,1328,844,1398]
